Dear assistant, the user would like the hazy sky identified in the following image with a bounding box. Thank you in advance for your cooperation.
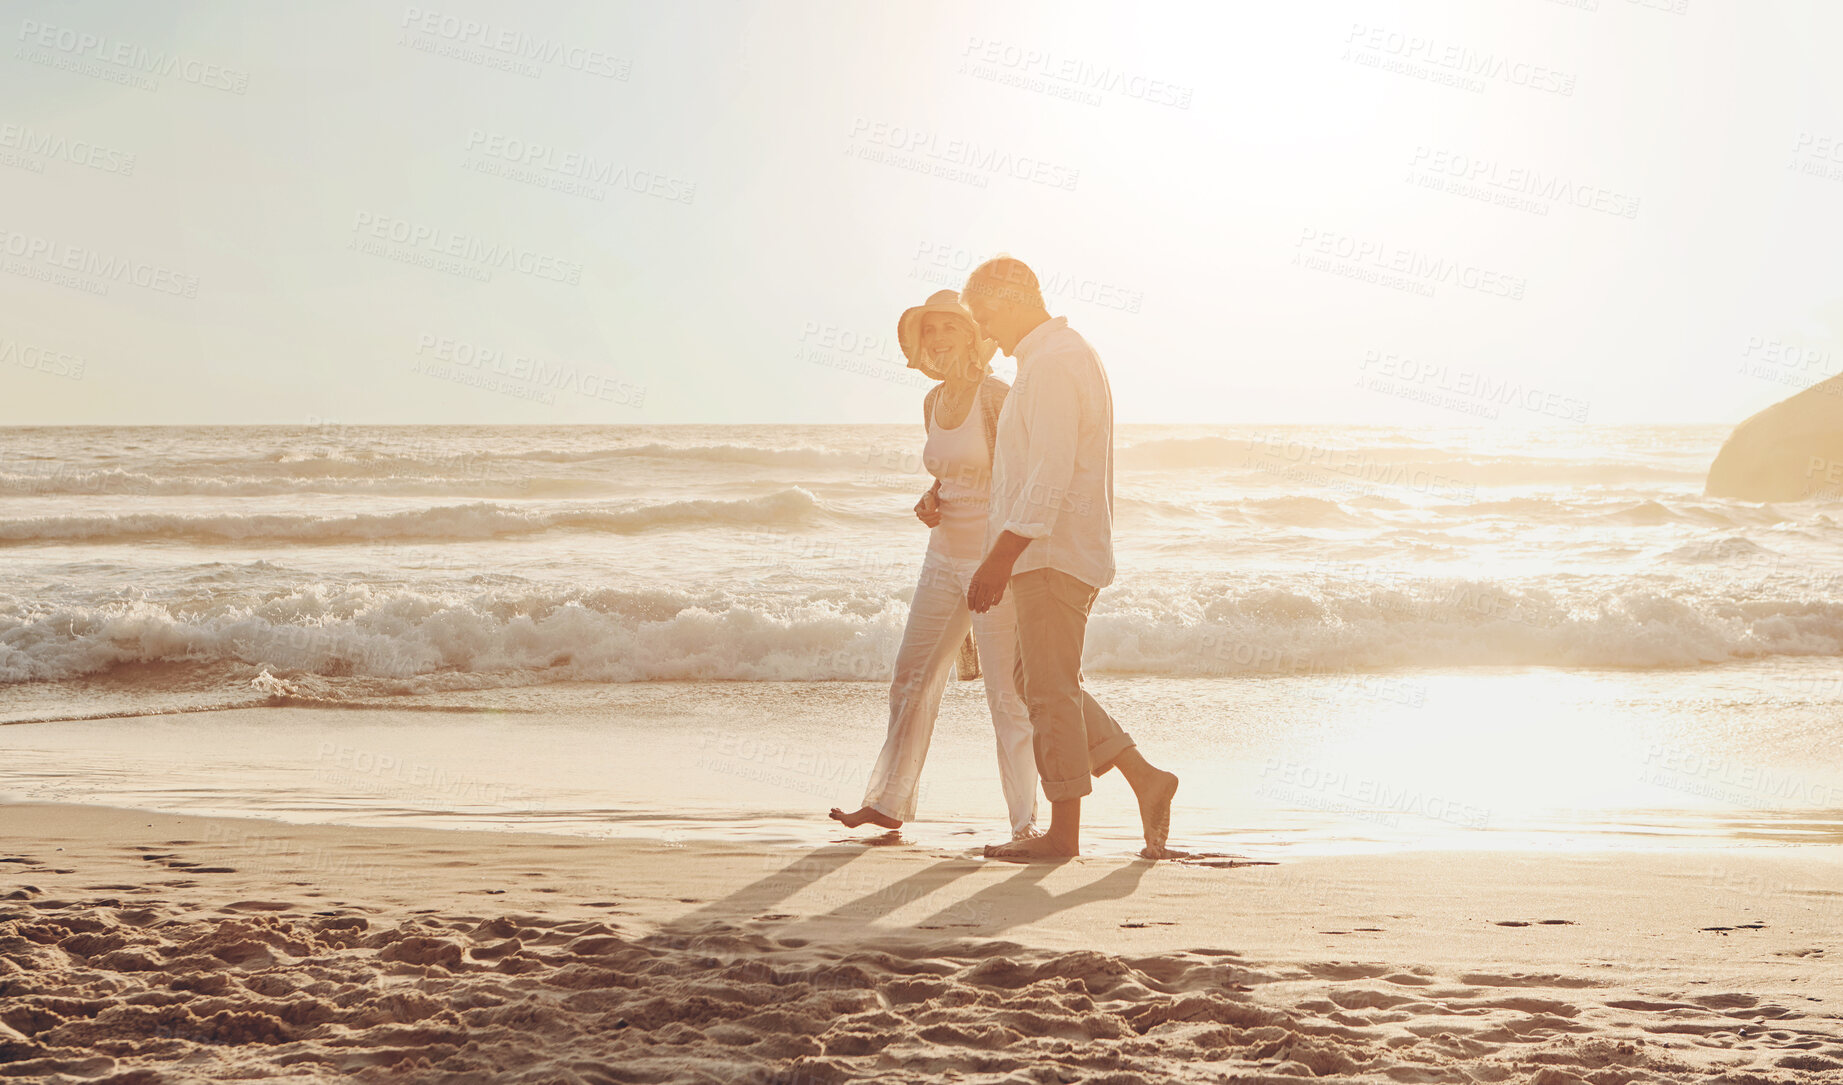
[3,0,1841,425]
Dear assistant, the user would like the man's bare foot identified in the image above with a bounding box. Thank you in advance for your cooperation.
[1137,769,1179,857]
[829,806,901,830]
[983,832,1077,861]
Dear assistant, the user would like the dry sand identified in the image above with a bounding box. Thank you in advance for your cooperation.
[2,801,1841,1083]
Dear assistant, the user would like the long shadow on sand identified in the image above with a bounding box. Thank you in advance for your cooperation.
[806,854,986,928]
[906,856,1153,937]
[650,842,871,936]
[804,853,1155,939]
[648,834,1158,950]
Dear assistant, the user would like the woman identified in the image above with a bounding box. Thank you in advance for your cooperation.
[829,289,1040,839]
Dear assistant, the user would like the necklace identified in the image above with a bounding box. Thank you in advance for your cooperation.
[939,380,977,424]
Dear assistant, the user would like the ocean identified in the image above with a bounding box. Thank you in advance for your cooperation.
[3,424,1841,855]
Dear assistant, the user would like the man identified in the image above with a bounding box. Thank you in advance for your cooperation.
[963,256,1180,860]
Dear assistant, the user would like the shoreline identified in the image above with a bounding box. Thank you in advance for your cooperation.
[4,801,1841,1081]
[7,690,1843,859]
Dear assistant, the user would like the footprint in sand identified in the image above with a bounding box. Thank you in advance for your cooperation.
[3,895,1831,1085]
[135,853,234,874]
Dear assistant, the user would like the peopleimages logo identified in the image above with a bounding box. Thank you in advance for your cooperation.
[1788,131,1843,184]
[1295,227,1526,301]
[1,337,87,381]
[1359,350,1590,422]
[846,117,1080,192]
[348,212,583,285]
[412,333,644,407]
[0,227,200,298]
[15,19,250,93]
[959,36,1193,110]
[464,130,696,204]
[0,122,135,175]
[1736,336,1837,395]
[1342,23,1574,97]
[1641,744,1832,806]
[1260,757,1490,829]
[912,241,1144,314]
[398,8,631,79]
[1409,146,1640,220]
[1244,434,1475,501]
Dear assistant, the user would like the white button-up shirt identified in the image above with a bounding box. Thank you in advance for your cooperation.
[987,316,1116,590]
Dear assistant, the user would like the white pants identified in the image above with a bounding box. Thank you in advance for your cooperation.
[861,546,1039,837]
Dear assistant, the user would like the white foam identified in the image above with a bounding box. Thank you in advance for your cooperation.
[0,490,827,543]
[4,578,1839,688]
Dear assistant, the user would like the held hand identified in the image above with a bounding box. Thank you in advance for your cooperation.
[966,554,1013,613]
[914,489,942,528]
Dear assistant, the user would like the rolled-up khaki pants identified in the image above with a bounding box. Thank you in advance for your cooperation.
[1010,568,1135,802]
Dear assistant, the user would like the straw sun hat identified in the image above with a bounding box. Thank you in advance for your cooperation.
[897,289,998,381]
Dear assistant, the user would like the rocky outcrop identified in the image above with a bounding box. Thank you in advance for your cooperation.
[1705,374,1843,501]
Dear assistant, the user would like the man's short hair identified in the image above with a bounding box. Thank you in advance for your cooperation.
[963,255,1044,310]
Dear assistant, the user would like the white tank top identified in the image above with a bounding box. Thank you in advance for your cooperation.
[922,390,992,561]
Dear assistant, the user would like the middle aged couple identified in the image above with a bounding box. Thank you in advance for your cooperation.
[828,256,1180,860]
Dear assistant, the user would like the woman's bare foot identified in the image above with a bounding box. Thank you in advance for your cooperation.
[829,806,902,831]
[1136,769,1179,857]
